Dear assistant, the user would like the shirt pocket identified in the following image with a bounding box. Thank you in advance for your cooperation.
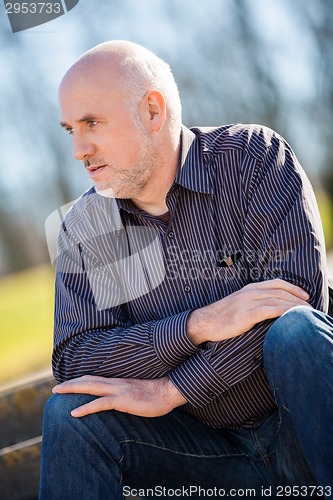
[212,252,250,299]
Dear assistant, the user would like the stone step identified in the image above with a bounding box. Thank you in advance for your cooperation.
[0,436,42,500]
[0,432,139,500]
[0,435,139,500]
[0,372,139,499]
[0,373,54,449]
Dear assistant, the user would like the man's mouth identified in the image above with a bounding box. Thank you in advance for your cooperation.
[86,165,107,177]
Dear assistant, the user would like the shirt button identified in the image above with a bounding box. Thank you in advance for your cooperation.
[184,285,191,293]
[208,391,217,399]
[168,231,174,239]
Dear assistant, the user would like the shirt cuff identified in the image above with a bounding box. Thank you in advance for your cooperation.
[152,310,199,367]
[168,350,230,407]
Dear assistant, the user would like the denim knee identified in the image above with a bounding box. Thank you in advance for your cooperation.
[263,305,333,396]
[43,393,97,431]
[263,306,320,363]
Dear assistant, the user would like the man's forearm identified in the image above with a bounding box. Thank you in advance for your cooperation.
[186,279,310,345]
[53,309,198,383]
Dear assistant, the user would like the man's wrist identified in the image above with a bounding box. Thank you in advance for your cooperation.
[165,378,187,408]
[186,308,209,345]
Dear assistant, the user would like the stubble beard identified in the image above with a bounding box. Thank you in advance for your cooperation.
[96,135,157,199]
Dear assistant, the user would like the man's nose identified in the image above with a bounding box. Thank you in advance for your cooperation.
[73,136,96,161]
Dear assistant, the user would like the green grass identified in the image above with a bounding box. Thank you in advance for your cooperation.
[317,189,333,250]
[0,265,55,386]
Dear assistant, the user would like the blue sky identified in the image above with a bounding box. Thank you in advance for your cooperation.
[0,0,323,201]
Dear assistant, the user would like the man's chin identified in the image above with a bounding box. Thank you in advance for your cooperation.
[94,181,117,198]
[96,186,116,198]
[95,184,132,199]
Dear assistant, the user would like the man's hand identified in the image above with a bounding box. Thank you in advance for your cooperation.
[187,279,312,345]
[52,375,187,418]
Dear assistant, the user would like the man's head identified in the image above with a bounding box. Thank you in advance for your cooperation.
[59,40,182,199]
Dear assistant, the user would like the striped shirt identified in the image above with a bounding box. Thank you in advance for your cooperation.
[53,124,329,429]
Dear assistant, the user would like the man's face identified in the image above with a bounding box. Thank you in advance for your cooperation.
[59,73,157,199]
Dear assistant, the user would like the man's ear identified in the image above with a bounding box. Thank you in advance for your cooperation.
[141,89,166,132]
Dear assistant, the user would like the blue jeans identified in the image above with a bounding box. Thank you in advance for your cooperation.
[39,306,333,499]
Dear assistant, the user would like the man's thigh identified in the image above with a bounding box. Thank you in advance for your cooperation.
[41,393,277,499]
[94,402,276,494]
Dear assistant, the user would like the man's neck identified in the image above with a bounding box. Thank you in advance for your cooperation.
[131,134,181,216]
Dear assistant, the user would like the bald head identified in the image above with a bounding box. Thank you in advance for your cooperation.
[61,41,149,87]
[60,40,182,139]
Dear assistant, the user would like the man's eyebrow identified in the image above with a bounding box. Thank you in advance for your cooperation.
[77,114,100,123]
[60,115,100,128]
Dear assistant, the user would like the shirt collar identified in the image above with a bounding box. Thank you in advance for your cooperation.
[175,125,213,195]
[117,125,213,214]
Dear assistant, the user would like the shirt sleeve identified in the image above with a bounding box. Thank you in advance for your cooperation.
[52,222,199,383]
[168,128,329,407]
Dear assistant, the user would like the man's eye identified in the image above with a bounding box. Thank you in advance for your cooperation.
[66,127,74,135]
[88,121,98,128]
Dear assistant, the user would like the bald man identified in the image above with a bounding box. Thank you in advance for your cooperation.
[40,41,333,499]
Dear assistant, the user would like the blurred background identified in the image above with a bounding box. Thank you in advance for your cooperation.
[1,0,333,387]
